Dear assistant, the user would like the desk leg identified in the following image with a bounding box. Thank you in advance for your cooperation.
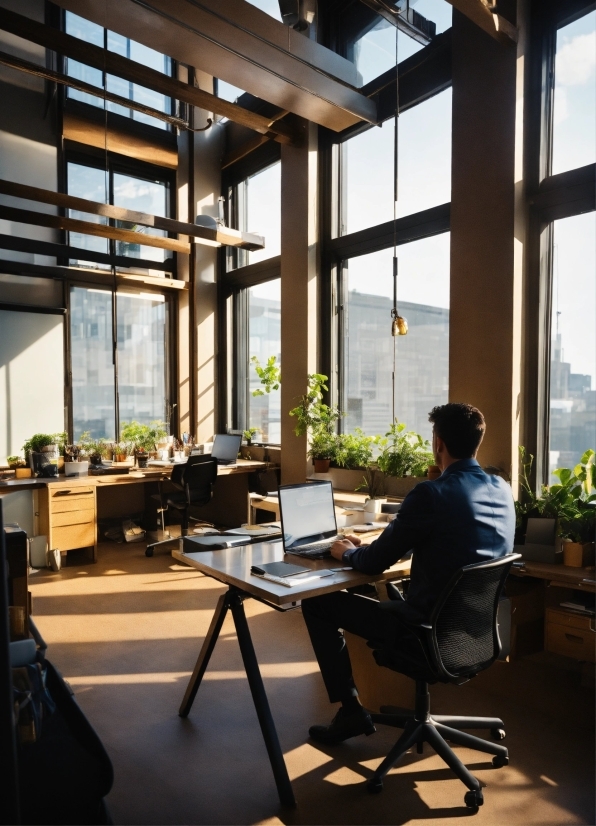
[179,591,229,718]
[229,590,296,809]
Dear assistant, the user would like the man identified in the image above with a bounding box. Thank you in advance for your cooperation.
[302,403,515,745]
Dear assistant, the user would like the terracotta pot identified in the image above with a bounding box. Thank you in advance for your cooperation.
[563,541,595,568]
[313,458,331,473]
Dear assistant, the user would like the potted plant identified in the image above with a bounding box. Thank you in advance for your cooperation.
[356,465,386,514]
[335,429,378,470]
[79,434,108,466]
[22,432,67,459]
[289,374,342,473]
[376,421,434,480]
[114,442,130,462]
[120,420,168,463]
[243,427,259,446]
[7,455,25,469]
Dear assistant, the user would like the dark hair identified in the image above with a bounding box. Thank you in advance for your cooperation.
[428,403,486,459]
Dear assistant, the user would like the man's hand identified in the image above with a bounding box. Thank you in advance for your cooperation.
[330,534,362,561]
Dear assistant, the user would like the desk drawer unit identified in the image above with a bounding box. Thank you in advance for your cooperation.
[545,608,595,662]
[40,485,98,559]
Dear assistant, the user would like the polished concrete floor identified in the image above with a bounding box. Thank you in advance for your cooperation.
[28,540,595,826]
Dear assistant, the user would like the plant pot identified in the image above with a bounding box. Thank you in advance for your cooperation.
[563,541,595,568]
[364,497,387,515]
[65,461,89,476]
[89,454,103,466]
[136,454,148,469]
[313,458,331,473]
[115,453,128,463]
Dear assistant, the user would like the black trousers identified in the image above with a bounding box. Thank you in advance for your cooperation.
[301,590,418,704]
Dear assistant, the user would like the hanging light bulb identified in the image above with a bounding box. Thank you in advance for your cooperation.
[391,308,408,336]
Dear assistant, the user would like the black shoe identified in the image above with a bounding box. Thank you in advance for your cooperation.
[309,706,376,745]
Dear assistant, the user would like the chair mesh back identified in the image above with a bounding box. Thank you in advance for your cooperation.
[435,565,504,675]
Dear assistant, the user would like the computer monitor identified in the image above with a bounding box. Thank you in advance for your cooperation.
[211,434,242,465]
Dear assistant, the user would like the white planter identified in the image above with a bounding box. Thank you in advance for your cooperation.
[65,461,88,476]
[364,497,387,515]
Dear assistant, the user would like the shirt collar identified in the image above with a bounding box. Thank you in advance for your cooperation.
[440,458,481,477]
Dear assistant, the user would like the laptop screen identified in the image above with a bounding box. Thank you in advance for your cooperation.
[279,482,337,548]
[211,434,241,463]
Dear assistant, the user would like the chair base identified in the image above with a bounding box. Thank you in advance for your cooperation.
[367,682,508,809]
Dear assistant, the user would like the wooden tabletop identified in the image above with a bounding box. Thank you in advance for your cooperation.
[0,459,268,493]
[511,559,596,592]
[172,540,410,607]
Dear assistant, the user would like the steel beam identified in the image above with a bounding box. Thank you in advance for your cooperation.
[46,0,377,130]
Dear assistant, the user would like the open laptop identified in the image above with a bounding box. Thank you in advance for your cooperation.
[211,434,242,466]
[278,481,341,559]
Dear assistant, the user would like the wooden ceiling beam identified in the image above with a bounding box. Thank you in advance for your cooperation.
[0,179,265,250]
[444,0,518,44]
[0,7,299,144]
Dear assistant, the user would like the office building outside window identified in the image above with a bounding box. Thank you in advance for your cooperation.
[548,212,596,481]
[342,234,450,442]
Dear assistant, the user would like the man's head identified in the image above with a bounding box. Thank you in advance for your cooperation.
[428,403,486,469]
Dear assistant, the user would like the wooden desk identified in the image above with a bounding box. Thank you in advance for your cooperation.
[172,540,409,808]
[511,560,596,592]
[0,460,268,560]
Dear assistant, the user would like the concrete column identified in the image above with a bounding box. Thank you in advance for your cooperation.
[449,10,526,490]
[280,121,319,483]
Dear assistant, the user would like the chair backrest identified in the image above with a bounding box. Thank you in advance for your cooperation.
[182,455,218,505]
[426,554,520,681]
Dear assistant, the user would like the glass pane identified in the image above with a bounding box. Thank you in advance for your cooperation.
[552,11,596,175]
[248,280,281,443]
[246,162,281,265]
[113,172,169,265]
[343,233,450,442]
[217,79,245,103]
[352,0,452,87]
[67,162,109,269]
[70,287,115,441]
[117,293,167,429]
[344,88,451,235]
[65,59,104,107]
[245,0,282,20]
[548,212,596,481]
[65,11,103,47]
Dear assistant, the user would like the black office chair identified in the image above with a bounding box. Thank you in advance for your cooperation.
[145,456,218,557]
[365,553,521,810]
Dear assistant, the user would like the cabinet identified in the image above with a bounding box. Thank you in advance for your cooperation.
[38,483,97,561]
[545,607,595,663]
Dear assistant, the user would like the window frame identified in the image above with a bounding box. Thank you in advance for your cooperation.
[525,0,596,488]
[65,277,177,443]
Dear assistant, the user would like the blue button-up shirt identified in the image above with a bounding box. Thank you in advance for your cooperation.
[342,458,516,621]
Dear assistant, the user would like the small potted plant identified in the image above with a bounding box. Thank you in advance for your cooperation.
[376,420,434,497]
[243,427,259,446]
[120,420,168,466]
[7,455,25,470]
[356,464,387,514]
[289,374,342,473]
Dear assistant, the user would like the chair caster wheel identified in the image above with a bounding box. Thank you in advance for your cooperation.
[145,547,154,557]
[464,789,484,809]
[492,754,509,768]
[367,778,383,794]
[490,728,506,740]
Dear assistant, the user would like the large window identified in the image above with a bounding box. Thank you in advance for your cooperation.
[247,280,281,443]
[343,89,452,235]
[70,286,170,440]
[64,11,172,131]
[342,234,450,441]
[536,5,596,485]
[548,212,596,480]
[66,158,171,273]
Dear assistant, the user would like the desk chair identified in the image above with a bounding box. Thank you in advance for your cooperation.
[366,553,520,810]
[145,456,218,558]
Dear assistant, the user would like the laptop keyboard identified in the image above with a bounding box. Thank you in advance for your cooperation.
[288,539,337,559]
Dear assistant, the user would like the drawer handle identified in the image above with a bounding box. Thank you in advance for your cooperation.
[564,633,584,644]
[54,490,72,496]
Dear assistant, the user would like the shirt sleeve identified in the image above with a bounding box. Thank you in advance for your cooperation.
[341,483,436,574]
